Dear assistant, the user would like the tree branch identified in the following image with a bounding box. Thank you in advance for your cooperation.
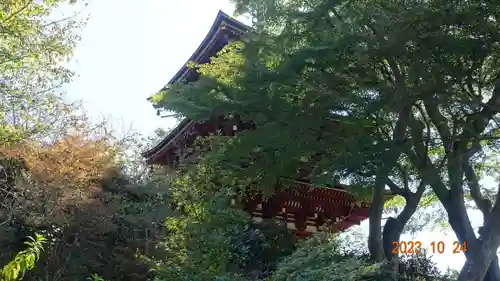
[398,180,426,222]
[424,100,452,151]
[395,163,409,190]
[406,112,478,246]
[1,1,33,24]
[488,184,500,226]
[387,178,409,199]
[464,164,490,220]
[461,79,500,141]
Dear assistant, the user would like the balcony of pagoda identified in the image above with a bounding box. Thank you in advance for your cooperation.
[232,179,370,239]
[142,118,372,238]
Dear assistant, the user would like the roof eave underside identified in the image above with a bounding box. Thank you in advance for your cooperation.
[142,11,249,158]
[141,118,192,158]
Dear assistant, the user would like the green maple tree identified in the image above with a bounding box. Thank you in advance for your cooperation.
[0,0,87,143]
[152,1,500,280]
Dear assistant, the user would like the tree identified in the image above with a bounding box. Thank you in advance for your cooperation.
[0,0,87,143]
[0,116,178,281]
[152,0,500,280]
[152,13,427,281]
[0,0,90,247]
[0,1,184,280]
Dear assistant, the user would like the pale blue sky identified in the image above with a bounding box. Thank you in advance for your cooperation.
[62,0,487,272]
[65,0,249,135]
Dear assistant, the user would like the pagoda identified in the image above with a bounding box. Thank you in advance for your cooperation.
[142,11,371,238]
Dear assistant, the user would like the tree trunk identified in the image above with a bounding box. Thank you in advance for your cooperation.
[458,246,498,281]
[368,105,410,262]
[381,178,426,280]
[457,230,500,281]
[449,200,500,281]
[368,177,386,261]
[484,256,500,281]
[442,211,500,281]
[418,170,492,280]
[382,217,405,281]
[426,182,500,281]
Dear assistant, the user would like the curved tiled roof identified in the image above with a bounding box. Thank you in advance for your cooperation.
[161,11,248,89]
[142,11,249,159]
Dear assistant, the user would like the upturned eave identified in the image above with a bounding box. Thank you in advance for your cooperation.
[146,10,248,106]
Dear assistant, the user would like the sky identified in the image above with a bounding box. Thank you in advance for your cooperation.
[65,0,249,136]
[63,0,487,272]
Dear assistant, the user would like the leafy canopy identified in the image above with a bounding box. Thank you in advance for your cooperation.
[152,0,500,278]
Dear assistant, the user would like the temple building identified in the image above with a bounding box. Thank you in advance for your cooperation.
[142,10,371,238]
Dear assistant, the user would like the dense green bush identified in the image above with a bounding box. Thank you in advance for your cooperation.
[270,234,458,281]
[151,194,295,281]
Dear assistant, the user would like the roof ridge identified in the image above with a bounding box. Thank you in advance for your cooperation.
[143,11,249,159]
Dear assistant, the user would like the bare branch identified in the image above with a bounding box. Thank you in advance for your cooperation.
[424,100,452,151]
[387,178,409,199]
[463,79,500,138]
[464,164,490,215]
[395,163,409,190]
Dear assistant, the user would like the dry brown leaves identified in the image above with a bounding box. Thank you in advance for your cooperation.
[0,133,122,225]
[0,134,116,188]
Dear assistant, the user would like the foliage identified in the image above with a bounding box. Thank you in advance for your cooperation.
[271,235,380,281]
[0,119,176,281]
[1,234,46,281]
[0,120,119,227]
[151,190,295,281]
[0,1,180,281]
[152,0,500,278]
[6,0,500,279]
[270,234,457,281]
[86,273,106,281]
[0,0,88,143]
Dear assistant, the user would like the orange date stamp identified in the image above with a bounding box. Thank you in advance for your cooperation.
[392,240,467,255]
